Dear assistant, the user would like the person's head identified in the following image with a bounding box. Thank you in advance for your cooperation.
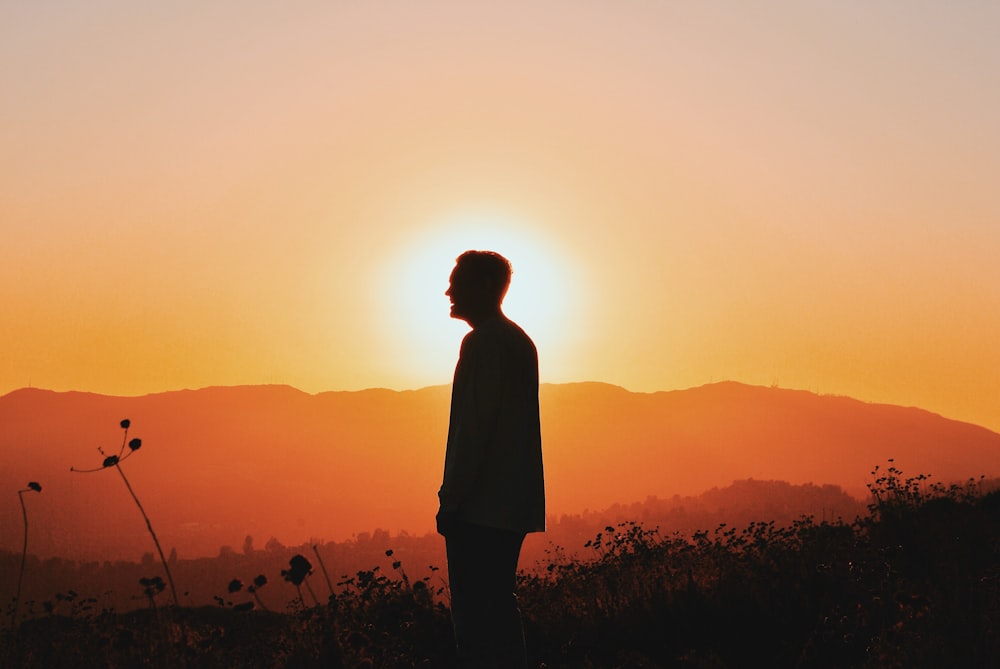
[446,250,512,326]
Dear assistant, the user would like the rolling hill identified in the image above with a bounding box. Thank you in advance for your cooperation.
[2,381,998,560]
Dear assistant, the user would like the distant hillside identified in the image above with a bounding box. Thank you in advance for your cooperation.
[0,478,869,614]
[1,382,998,560]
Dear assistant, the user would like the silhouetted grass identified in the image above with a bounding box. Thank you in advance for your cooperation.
[3,463,998,668]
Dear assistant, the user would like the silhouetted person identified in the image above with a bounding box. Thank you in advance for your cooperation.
[437,250,545,668]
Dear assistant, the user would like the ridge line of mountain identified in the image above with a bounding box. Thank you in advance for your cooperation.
[3,380,996,435]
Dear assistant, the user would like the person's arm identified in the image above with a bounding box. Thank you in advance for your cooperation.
[437,331,505,521]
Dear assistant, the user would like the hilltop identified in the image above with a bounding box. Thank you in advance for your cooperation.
[1,381,998,560]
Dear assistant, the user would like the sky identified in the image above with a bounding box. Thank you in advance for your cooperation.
[2,1,999,432]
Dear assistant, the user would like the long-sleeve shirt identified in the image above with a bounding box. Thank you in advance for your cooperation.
[438,315,545,533]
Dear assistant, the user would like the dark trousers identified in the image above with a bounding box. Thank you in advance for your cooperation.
[445,521,528,669]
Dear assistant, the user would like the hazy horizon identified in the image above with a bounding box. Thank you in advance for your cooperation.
[4,381,999,562]
[6,378,997,435]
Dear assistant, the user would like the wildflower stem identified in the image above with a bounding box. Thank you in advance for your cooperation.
[114,463,179,606]
[313,544,335,599]
[304,577,320,607]
[11,490,29,632]
[251,589,271,612]
[294,584,306,610]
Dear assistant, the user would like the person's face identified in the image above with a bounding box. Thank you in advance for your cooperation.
[444,265,490,325]
[445,264,482,323]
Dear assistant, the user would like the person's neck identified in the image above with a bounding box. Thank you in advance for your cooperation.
[466,307,504,329]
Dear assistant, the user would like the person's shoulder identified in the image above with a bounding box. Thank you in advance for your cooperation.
[482,315,531,337]
[494,317,537,354]
[462,318,515,344]
[466,316,536,348]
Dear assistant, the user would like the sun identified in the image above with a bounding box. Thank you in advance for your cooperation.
[372,208,582,388]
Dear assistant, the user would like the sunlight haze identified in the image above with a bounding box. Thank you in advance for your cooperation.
[2,1,999,431]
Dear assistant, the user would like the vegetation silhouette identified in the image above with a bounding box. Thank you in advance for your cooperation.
[11,481,41,633]
[70,420,178,607]
[2,461,997,667]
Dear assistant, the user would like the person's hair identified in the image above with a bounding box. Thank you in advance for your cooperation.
[455,250,512,303]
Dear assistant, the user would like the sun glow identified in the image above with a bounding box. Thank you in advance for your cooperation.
[372,208,582,388]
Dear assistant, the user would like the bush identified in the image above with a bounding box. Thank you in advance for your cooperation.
[3,464,998,668]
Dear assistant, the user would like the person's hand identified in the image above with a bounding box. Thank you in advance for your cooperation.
[436,509,459,537]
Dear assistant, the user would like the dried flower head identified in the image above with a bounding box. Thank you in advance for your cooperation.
[282,554,312,586]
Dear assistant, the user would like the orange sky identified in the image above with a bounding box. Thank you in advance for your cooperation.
[2,1,999,432]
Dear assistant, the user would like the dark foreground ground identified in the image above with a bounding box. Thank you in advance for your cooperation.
[4,469,999,668]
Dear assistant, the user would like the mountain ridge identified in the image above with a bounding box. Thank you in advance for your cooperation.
[4,379,988,429]
[2,381,998,561]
